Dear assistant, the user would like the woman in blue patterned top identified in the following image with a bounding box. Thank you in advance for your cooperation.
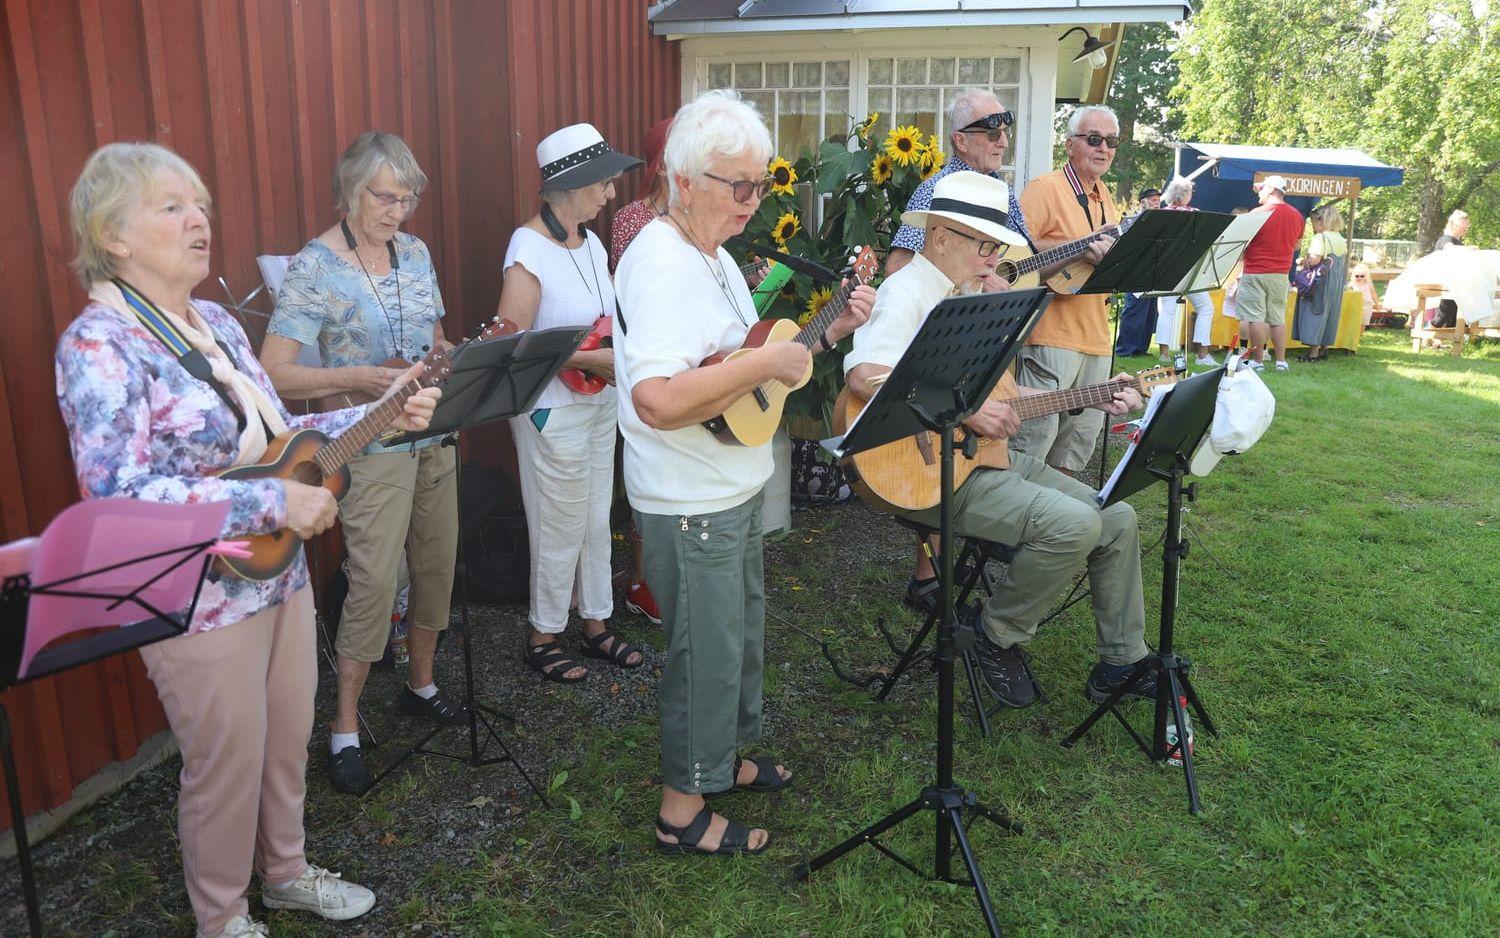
[260,131,462,796]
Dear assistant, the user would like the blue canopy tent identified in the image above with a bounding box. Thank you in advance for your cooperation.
[1172,142,1405,216]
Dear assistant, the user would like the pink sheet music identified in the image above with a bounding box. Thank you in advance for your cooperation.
[13,498,231,677]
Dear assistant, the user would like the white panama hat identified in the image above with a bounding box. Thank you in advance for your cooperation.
[900,171,1029,248]
[536,123,642,192]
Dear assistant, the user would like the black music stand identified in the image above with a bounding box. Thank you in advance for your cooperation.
[794,288,1052,938]
[1061,368,1225,814]
[1,499,224,937]
[368,326,585,804]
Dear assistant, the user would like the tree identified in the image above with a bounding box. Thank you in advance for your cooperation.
[1172,0,1500,249]
[1108,22,1185,204]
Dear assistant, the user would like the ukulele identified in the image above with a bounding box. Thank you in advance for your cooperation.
[832,365,1178,513]
[992,214,1135,295]
[218,349,454,580]
[557,315,612,395]
[700,246,879,447]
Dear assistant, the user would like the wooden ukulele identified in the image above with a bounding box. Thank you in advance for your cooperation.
[557,314,612,395]
[832,365,1178,513]
[218,349,454,580]
[990,214,1135,295]
[700,246,879,447]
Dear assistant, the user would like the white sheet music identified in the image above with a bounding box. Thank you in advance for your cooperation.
[1097,384,1174,506]
[1145,212,1271,297]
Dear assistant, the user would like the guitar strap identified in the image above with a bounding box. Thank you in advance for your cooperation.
[115,278,260,436]
[1062,162,1098,231]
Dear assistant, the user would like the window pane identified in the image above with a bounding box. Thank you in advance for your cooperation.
[867,88,892,142]
[993,57,1020,85]
[734,62,763,89]
[778,90,822,158]
[708,62,731,88]
[742,90,774,125]
[995,87,1019,116]
[930,57,955,85]
[826,60,849,87]
[868,57,893,85]
[898,58,925,85]
[896,87,939,138]
[958,57,989,84]
[766,61,789,88]
[794,61,821,87]
[824,90,850,140]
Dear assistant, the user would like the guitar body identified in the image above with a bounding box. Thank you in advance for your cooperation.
[1045,259,1095,295]
[558,315,612,395]
[217,429,353,580]
[700,317,811,447]
[832,380,1014,513]
[991,246,1042,291]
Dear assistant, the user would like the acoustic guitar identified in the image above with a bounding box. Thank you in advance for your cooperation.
[218,349,454,580]
[557,314,612,395]
[993,214,1135,295]
[832,365,1178,513]
[701,246,880,447]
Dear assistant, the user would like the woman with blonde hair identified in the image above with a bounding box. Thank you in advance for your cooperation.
[1292,204,1348,362]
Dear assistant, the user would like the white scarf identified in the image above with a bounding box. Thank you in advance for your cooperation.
[91,281,289,467]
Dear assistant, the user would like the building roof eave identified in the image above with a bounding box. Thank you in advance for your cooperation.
[649,1,1191,37]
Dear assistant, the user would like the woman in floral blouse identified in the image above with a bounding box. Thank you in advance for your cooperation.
[55,142,438,938]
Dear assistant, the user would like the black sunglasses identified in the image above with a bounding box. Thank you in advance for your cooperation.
[958,111,1015,141]
[703,172,773,204]
[1071,132,1121,149]
[942,225,1007,258]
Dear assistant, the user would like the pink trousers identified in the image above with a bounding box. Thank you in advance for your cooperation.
[139,587,316,936]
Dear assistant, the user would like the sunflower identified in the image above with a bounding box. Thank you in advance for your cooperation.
[768,156,797,196]
[871,152,894,186]
[800,286,834,326]
[924,134,946,169]
[857,111,880,141]
[885,124,925,167]
[772,211,801,247]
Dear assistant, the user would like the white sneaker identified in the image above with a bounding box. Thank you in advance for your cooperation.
[1194,354,1220,367]
[1244,359,1265,372]
[206,916,268,937]
[1274,360,1290,372]
[262,865,375,922]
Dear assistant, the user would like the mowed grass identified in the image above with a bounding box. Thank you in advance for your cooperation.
[402,330,1500,937]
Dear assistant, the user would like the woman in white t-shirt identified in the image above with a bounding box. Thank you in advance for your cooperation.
[616,90,874,857]
[496,123,645,684]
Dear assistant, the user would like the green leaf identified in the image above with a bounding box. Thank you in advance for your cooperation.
[568,796,582,821]
[548,770,568,794]
[817,141,873,194]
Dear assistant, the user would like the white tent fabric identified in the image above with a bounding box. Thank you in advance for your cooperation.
[1383,249,1500,328]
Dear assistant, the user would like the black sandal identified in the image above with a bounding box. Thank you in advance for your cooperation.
[905,575,940,615]
[655,805,767,857]
[579,628,644,669]
[733,753,793,793]
[523,639,588,683]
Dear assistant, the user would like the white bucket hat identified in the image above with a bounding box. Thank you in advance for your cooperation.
[1189,362,1276,476]
[536,123,642,192]
[900,171,1029,248]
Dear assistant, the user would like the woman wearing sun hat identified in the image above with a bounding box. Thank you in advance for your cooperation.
[496,122,646,684]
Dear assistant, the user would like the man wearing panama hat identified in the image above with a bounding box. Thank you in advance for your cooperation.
[844,171,1154,710]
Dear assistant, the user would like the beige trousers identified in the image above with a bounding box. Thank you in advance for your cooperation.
[337,444,458,662]
[137,587,316,936]
[1008,344,1113,473]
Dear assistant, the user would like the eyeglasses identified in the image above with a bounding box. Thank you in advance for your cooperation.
[958,111,1014,142]
[703,172,773,204]
[942,225,1007,258]
[366,186,421,211]
[1071,132,1121,150]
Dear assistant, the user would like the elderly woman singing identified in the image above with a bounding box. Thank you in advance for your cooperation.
[260,132,462,796]
[615,90,874,855]
[55,143,439,937]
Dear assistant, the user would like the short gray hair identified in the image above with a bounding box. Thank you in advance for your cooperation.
[1067,105,1119,136]
[1448,209,1469,225]
[948,88,1001,136]
[69,142,211,288]
[663,90,772,208]
[1162,177,1194,207]
[332,131,427,214]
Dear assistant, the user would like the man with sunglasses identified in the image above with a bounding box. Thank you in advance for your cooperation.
[845,171,1153,710]
[887,89,1033,277]
[1009,105,1124,476]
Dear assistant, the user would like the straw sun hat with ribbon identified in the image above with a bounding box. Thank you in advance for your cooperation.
[900,171,1030,248]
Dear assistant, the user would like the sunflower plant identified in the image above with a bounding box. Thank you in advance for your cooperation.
[733,112,940,434]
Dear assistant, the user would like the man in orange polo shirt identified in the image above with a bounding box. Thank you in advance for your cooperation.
[1010,105,1122,474]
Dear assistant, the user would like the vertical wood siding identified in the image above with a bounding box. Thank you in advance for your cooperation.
[0,0,678,832]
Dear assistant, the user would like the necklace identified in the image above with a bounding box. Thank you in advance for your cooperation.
[669,212,749,327]
[340,219,405,357]
[562,232,606,316]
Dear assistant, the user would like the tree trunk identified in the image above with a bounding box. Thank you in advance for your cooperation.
[1415,173,1446,255]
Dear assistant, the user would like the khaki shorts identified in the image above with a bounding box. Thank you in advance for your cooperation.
[1236,273,1290,326]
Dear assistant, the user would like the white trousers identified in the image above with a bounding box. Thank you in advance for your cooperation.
[1156,291,1215,350]
[511,401,617,633]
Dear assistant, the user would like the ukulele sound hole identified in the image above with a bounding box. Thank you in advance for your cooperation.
[292,462,323,486]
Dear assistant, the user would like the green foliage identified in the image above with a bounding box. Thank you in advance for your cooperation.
[1108,21,1185,203]
[732,117,940,432]
[1173,0,1500,247]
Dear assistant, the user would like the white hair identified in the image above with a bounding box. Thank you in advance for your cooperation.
[1448,209,1469,225]
[1162,177,1194,207]
[947,88,1001,136]
[70,142,212,287]
[1067,105,1120,136]
[332,131,427,214]
[664,89,773,208]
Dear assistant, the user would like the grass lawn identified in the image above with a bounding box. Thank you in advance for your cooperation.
[367,329,1495,937]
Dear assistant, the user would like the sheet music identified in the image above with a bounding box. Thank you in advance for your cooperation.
[1145,211,1270,297]
[1097,384,1174,506]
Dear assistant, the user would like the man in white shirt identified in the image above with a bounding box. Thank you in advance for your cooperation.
[844,171,1153,709]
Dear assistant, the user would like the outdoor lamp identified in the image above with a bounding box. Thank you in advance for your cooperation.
[1059,26,1115,70]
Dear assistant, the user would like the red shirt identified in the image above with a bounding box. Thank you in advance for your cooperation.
[1242,201,1305,274]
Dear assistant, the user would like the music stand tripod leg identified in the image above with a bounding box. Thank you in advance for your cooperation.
[1,701,43,937]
